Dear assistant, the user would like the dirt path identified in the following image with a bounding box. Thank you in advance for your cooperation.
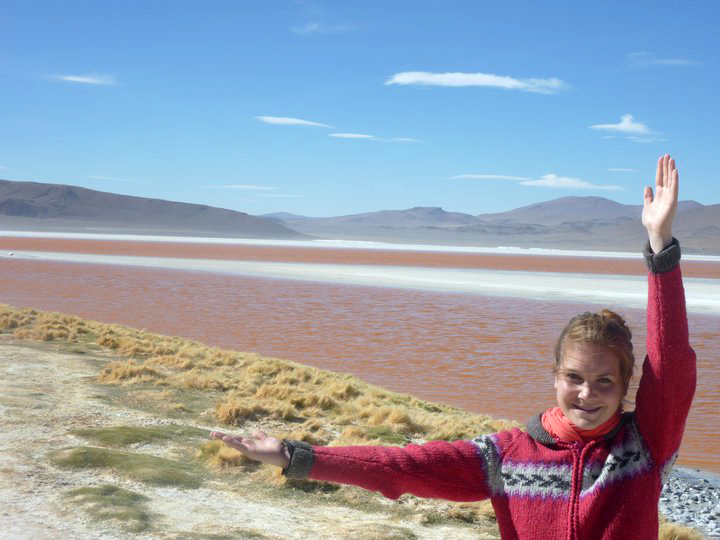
[0,339,486,539]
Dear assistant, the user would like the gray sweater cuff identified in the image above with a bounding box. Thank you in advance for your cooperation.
[643,237,681,273]
[281,440,315,479]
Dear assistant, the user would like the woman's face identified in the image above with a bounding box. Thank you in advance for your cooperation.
[554,342,625,430]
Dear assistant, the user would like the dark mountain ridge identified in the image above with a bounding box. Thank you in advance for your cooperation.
[0,179,306,239]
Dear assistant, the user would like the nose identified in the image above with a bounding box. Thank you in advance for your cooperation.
[578,382,594,399]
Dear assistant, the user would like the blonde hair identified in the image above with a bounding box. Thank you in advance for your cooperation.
[554,310,634,391]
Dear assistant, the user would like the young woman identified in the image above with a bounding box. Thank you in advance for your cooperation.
[211,155,695,540]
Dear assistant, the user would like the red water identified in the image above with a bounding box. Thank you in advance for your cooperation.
[1,239,718,472]
[2,237,719,278]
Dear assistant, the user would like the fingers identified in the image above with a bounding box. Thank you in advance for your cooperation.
[656,155,664,188]
[643,186,653,207]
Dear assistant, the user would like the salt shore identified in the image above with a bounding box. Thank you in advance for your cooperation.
[4,250,720,315]
[2,230,720,262]
[662,466,720,537]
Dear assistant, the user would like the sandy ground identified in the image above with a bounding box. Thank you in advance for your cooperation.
[0,338,490,540]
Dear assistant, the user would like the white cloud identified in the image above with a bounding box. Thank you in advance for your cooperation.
[291,21,351,36]
[385,71,568,94]
[520,174,623,191]
[450,174,531,181]
[54,73,117,86]
[608,168,639,173]
[448,172,622,191]
[257,193,303,198]
[0,165,7,170]
[330,133,376,139]
[329,133,420,142]
[590,114,650,134]
[86,174,136,182]
[628,51,699,67]
[388,137,422,143]
[255,116,333,128]
[202,184,277,191]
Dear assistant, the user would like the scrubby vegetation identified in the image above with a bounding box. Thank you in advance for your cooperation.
[63,485,152,532]
[49,446,203,488]
[1,304,708,539]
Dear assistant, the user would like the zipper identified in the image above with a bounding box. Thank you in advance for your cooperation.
[569,440,598,540]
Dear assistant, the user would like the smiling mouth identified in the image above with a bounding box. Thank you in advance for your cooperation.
[573,405,602,413]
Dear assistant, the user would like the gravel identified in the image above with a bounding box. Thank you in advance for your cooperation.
[661,466,720,538]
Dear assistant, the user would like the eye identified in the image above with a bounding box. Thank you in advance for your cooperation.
[566,373,583,383]
[598,377,613,384]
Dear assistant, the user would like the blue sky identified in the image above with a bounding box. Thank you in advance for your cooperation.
[1,1,718,216]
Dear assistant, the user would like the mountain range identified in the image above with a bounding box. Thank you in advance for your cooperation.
[264,197,719,253]
[1,179,718,253]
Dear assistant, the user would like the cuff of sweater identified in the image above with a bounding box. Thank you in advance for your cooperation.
[281,440,314,479]
[643,237,681,274]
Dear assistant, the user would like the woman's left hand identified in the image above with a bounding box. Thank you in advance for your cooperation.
[642,154,679,253]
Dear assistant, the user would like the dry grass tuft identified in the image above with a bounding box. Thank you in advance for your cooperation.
[98,360,163,383]
[658,521,706,540]
[446,500,497,525]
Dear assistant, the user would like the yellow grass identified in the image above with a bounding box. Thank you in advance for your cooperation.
[659,520,706,540]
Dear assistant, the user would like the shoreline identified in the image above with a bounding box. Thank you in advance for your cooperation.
[2,229,720,261]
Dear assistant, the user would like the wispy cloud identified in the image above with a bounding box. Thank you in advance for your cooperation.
[202,184,277,191]
[330,133,375,139]
[86,174,136,182]
[0,165,7,170]
[520,174,623,190]
[257,193,303,198]
[450,172,622,191]
[590,114,666,143]
[54,73,117,86]
[291,21,351,36]
[590,114,649,134]
[329,133,421,142]
[608,168,639,173]
[449,174,531,181]
[628,51,699,67]
[385,71,568,94]
[255,116,333,128]
[388,137,422,143]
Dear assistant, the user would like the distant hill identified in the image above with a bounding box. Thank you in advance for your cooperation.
[0,179,308,239]
[266,207,478,227]
[267,198,719,254]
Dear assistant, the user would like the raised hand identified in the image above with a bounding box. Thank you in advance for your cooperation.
[210,430,290,468]
[642,154,679,253]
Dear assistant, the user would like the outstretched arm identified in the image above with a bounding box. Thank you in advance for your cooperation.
[210,429,492,502]
[635,154,696,466]
[642,154,678,252]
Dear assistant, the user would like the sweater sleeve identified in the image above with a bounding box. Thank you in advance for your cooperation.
[634,238,697,466]
[283,439,493,502]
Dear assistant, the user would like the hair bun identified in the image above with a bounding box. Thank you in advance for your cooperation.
[600,309,632,340]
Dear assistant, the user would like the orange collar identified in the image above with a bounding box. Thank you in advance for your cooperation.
[541,406,621,443]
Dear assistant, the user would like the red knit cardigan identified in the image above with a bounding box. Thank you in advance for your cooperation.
[284,242,696,540]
